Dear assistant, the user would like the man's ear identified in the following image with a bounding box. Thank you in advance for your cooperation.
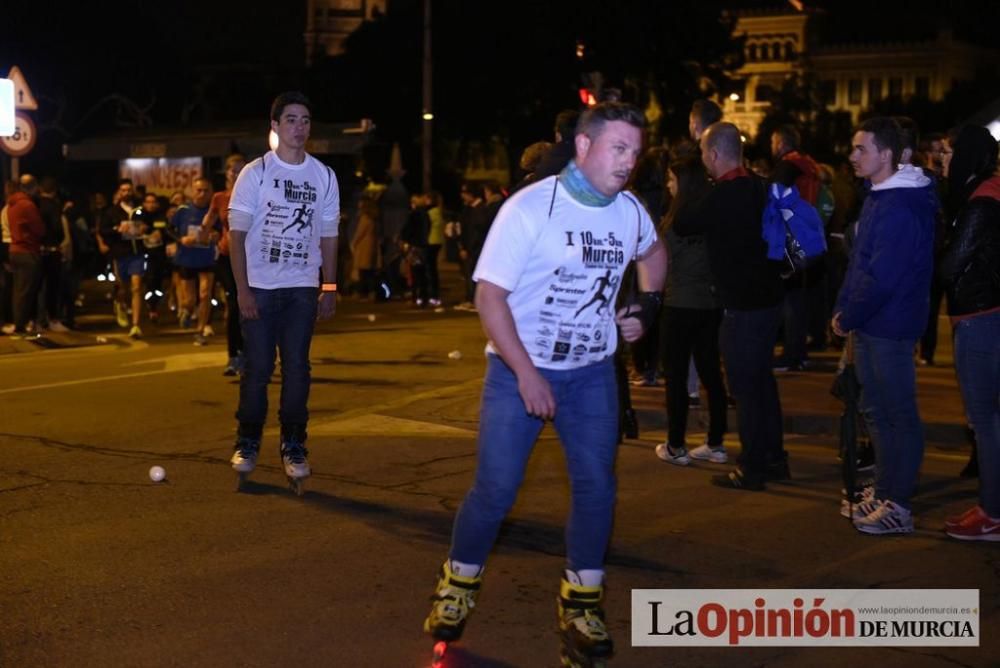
[574,133,591,161]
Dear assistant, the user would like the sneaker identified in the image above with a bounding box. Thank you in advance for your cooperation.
[114,302,129,328]
[223,356,242,376]
[712,467,766,491]
[429,298,442,307]
[945,506,1000,541]
[280,441,311,478]
[840,484,876,518]
[193,334,207,346]
[128,325,142,339]
[202,325,214,337]
[47,320,70,333]
[655,443,690,466]
[230,437,260,473]
[850,496,883,521]
[415,298,425,307]
[689,443,728,464]
[854,500,913,535]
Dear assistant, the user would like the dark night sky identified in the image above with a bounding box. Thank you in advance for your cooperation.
[3,0,1000,180]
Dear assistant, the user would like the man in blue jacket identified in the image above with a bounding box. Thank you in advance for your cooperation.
[833,117,936,535]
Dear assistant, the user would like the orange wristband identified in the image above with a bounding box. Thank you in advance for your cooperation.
[321,282,337,293]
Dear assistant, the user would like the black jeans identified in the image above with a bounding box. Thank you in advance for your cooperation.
[39,250,63,324]
[425,244,441,300]
[719,305,785,476]
[215,255,243,359]
[661,306,727,447]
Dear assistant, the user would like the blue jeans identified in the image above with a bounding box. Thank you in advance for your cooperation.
[854,331,925,509]
[953,311,1000,516]
[236,287,318,433]
[719,305,785,476]
[450,355,619,571]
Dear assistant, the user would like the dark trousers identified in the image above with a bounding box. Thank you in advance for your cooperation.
[145,248,169,312]
[0,243,13,324]
[720,305,785,476]
[920,282,945,364]
[662,307,727,447]
[781,276,807,364]
[39,250,63,324]
[216,255,243,358]
[11,252,42,331]
[426,244,441,300]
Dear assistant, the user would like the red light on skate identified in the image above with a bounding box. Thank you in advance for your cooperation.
[431,640,448,667]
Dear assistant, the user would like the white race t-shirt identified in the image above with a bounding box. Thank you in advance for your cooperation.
[474,176,657,370]
[228,151,340,289]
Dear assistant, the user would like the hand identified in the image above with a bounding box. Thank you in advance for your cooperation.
[237,289,259,320]
[517,368,556,419]
[831,312,847,338]
[317,291,337,320]
[615,305,644,343]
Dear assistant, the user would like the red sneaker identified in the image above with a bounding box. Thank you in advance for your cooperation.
[945,506,1000,542]
[944,505,983,531]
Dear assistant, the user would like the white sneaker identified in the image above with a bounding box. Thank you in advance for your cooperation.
[689,443,728,464]
[128,325,142,339]
[48,320,70,332]
[655,443,690,466]
[280,442,311,478]
[202,325,214,337]
[840,484,876,518]
[231,438,260,473]
[854,500,914,535]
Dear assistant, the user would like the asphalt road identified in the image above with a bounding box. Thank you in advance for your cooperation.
[1,289,996,668]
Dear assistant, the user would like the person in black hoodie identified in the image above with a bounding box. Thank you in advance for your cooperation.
[682,122,786,490]
[938,124,1000,541]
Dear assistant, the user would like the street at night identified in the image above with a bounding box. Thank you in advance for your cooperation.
[0,272,995,667]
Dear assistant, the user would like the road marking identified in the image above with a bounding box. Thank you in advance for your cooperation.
[309,414,474,437]
[0,352,227,394]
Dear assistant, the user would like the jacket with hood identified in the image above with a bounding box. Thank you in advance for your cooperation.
[836,164,937,339]
[6,192,45,256]
[939,174,1000,317]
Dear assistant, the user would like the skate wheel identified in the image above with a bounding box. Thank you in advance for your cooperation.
[235,472,249,492]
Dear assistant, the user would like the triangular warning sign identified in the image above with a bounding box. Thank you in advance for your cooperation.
[5,66,38,111]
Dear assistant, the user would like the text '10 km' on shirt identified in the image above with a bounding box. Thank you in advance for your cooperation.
[474,175,657,370]
[228,151,340,290]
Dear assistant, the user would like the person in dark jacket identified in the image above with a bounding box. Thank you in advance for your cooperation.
[401,193,431,307]
[684,122,786,491]
[833,117,937,535]
[938,124,1000,541]
[654,154,728,467]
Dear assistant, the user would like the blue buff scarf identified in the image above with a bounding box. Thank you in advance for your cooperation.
[559,160,615,207]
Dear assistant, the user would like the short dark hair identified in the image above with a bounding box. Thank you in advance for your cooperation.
[554,110,580,142]
[690,99,723,129]
[772,124,801,151]
[576,102,645,139]
[892,116,920,153]
[270,91,312,123]
[857,117,903,167]
[118,178,134,188]
[702,122,743,162]
[461,181,484,199]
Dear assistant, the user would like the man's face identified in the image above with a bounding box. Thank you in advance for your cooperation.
[271,103,311,151]
[849,131,891,181]
[117,183,133,205]
[940,139,954,178]
[143,195,159,213]
[698,134,718,178]
[770,133,784,158]
[688,113,701,141]
[191,180,212,208]
[575,120,643,198]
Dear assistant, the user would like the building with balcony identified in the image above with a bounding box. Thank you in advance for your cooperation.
[722,8,1000,138]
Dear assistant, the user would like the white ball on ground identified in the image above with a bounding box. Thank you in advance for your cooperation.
[149,466,166,482]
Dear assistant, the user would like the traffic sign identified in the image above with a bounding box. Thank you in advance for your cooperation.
[5,66,38,111]
[0,112,37,156]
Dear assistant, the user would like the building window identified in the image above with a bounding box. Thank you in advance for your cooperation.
[915,76,930,98]
[889,77,903,98]
[785,42,796,60]
[868,78,882,104]
[820,80,836,106]
[848,79,862,105]
[748,44,758,61]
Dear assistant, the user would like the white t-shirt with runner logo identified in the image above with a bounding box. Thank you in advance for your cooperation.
[473,175,657,370]
[228,151,340,289]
